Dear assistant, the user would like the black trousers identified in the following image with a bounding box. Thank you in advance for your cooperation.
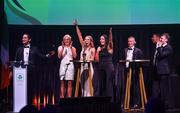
[98,62,114,102]
[92,63,100,97]
[152,74,173,107]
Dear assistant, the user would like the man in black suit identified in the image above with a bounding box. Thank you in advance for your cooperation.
[152,33,173,108]
[148,33,161,97]
[15,33,53,104]
[122,36,143,108]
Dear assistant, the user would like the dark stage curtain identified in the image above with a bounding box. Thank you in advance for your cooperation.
[8,24,180,104]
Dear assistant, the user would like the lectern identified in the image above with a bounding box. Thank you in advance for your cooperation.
[119,59,150,111]
[10,61,28,112]
[70,60,94,97]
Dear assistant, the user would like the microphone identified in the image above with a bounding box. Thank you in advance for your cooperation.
[82,51,86,61]
[66,63,70,65]
[20,60,23,64]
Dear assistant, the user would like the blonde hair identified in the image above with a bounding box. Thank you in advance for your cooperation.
[63,34,72,40]
[62,34,72,46]
[85,35,94,48]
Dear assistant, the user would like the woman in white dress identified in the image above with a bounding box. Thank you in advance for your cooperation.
[74,20,96,96]
[58,34,77,98]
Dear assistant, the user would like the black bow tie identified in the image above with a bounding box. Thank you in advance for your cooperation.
[24,46,30,48]
[128,48,133,50]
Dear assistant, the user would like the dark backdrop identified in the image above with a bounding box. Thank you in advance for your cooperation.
[9,24,180,71]
[8,24,180,104]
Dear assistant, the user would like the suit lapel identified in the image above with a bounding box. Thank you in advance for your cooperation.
[124,48,128,59]
[20,46,24,61]
[29,46,32,61]
[133,48,136,60]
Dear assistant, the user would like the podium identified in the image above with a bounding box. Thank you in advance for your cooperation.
[119,59,150,111]
[70,60,95,97]
[10,61,28,112]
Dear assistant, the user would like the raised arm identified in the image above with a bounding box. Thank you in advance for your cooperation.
[108,27,113,49]
[108,27,113,53]
[73,20,84,46]
[157,45,173,59]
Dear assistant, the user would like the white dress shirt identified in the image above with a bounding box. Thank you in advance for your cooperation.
[23,44,30,65]
[126,46,134,68]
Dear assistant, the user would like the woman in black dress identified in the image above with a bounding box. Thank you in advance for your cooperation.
[95,28,114,101]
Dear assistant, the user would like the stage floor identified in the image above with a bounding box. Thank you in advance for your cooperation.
[1,97,180,113]
[2,103,180,113]
[122,109,180,113]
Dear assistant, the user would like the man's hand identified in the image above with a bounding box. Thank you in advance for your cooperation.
[157,41,162,47]
[46,50,55,57]
[49,50,55,56]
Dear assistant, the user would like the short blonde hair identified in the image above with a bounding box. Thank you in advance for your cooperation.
[63,34,72,40]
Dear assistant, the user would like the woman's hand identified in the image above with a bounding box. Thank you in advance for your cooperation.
[97,46,102,53]
[73,19,78,26]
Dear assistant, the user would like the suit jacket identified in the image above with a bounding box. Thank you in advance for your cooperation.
[15,45,47,67]
[156,44,173,75]
[123,47,143,71]
[124,47,143,60]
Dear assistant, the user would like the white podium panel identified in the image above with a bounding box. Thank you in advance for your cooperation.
[13,66,27,112]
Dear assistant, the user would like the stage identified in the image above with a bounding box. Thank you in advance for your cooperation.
[1,97,180,113]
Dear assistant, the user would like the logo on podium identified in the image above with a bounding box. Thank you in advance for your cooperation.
[16,73,24,81]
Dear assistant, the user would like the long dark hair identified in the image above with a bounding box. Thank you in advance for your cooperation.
[100,34,109,48]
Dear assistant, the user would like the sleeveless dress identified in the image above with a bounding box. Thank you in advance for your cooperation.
[80,47,94,97]
[59,46,74,80]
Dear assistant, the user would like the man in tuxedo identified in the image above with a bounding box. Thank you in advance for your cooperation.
[15,33,53,104]
[148,33,160,97]
[152,33,173,108]
[151,33,160,67]
[122,36,143,108]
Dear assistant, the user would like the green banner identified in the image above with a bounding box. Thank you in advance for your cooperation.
[4,0,180,25]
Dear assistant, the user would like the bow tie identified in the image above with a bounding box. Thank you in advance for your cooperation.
[128,48,133,50]
[24,46,30,48]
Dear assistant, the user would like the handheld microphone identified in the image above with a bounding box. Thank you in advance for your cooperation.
[20,60,23,64]
[100,45,103,48]
[66,63,70,65]
[82,51,86,61]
